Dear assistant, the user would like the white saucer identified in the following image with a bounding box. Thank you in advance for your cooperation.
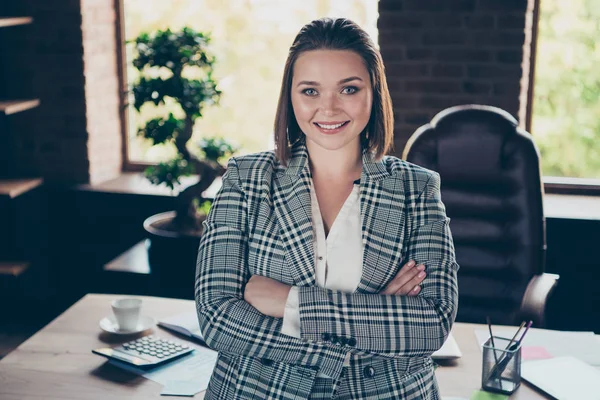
[99,315,156,335]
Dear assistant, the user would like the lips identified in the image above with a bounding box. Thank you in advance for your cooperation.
[313,121,350,134]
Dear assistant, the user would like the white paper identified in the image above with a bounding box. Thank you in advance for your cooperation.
[521,356,600,400]
[160,380,205,397]
[160,311,202,336]
[474,328,600,366]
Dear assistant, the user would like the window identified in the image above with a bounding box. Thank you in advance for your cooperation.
[531,0,600,182]
[118,0,378,168]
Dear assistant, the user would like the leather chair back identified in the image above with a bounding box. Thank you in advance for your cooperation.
[403,104,546,325]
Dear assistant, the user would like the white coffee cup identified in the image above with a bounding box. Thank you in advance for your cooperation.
[111,298,142,332]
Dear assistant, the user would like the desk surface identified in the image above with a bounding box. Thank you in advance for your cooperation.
[0,294,566,399]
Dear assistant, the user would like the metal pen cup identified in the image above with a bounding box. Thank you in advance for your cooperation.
[481,336,522,395]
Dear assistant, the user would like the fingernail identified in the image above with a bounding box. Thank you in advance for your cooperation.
[418,271,426,278]
[413,286,419,292]
[417,264,425,271]
[408,260,416,267]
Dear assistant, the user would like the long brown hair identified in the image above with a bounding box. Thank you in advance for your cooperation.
[274,17,394,165]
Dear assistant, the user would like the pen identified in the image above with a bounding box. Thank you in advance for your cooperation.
[486,316,500,367]
[505,321,526,351]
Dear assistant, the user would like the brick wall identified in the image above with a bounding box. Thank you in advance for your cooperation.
[378,0,534,156]
[1,0,121,184]
[80,0,122,184]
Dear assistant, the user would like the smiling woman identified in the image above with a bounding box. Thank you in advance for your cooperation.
[195,17,459,400]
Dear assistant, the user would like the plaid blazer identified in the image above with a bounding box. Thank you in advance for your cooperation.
[195,142,459,399]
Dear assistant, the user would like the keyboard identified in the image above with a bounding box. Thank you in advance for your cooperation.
[92,335,194,369]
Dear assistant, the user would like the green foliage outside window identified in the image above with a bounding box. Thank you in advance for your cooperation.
[532,0,600,179]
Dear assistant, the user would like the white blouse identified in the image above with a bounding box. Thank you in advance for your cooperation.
[281,179,364,377]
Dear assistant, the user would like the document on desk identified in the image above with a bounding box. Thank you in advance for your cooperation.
[474,328,600,366]
[108,344,218,390]
[521,356,600,400]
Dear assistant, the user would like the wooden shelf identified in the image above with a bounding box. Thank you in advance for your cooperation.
[0,178,43,199]
[0,261,30,277]
[0,99,40,116]
[0,17,32,28]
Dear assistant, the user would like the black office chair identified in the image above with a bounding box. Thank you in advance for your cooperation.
[403,104,559,327]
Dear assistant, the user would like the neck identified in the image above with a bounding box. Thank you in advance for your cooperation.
[306,139,363,180]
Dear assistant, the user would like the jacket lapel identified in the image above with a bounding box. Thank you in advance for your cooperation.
[273,143,316,286]
[357,151,407,293]
[272,143,407,291]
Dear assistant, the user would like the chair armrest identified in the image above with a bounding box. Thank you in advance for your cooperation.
[520,273,560,328]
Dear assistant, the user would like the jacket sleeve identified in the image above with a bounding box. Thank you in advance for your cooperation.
[195,158,347,380]
[296,171,459,359]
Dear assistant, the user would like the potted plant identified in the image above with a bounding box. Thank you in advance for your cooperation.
[130,27,236,282]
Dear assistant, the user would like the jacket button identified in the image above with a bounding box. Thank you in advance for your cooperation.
[363,366,375,378]
[348,338,357,346]
[339,336,348,346]
[331,334,339,344]
[321,332,331,341]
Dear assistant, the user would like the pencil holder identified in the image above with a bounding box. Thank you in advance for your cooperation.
[481,336,522,395]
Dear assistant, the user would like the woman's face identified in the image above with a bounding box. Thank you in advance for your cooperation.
[291,50,373,155]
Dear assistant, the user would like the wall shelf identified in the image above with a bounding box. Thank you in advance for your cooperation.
[0,178,43,199]
[0,99,40,116]
[0,17,33,28]
[0,261,30,277]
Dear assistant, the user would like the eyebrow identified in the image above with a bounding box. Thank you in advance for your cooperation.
[296,76,363,87]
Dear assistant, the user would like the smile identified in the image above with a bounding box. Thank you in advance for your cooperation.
[313,121,350,133]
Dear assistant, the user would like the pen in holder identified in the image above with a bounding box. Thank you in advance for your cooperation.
[481,336,522,395]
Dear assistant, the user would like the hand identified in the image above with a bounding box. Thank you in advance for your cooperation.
[380,260,426,296]
[244,275,292,318]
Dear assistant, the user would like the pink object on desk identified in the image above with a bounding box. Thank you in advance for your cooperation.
[522,346,553,361]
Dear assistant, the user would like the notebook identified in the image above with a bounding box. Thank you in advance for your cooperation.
[521,356,600,400]
[158,311,208,348]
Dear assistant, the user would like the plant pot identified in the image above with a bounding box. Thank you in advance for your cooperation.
[143,211,204,299]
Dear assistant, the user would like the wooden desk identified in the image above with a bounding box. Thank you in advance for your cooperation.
[0,294,556,399]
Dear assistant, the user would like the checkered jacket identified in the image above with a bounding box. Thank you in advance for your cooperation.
[195,142,459,399]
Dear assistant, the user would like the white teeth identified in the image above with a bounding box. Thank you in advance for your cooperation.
[316,122,345,130]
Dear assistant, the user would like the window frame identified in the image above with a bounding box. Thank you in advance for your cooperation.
[115,0,152,173]
[525,0,600,195]
[115,0,600,193]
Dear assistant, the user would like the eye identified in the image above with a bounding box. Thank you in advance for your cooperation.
[342,86,359,95]
[302,88,318,96]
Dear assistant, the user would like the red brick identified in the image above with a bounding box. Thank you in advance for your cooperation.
[436,49,492,62]
[405,80,462,93]
[496,49,523,63]
[406,48,434,60]
[497,14,526,29]
[462,81,492,94]
[465,15,496,29]
[422,31,466,46]
[432,65,465,78]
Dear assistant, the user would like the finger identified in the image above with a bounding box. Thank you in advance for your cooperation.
[381,264,423,295]
[394,267,426,295]
[382,260,417,294]
[405,285,421,297]
[394,259,417,279]
[387,264,426,295]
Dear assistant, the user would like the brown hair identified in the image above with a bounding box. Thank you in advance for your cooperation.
[274,17,394,165]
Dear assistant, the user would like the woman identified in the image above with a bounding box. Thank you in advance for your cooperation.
[195,17,459,399]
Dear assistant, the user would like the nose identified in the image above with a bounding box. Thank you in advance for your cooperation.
[320,93,340,116]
